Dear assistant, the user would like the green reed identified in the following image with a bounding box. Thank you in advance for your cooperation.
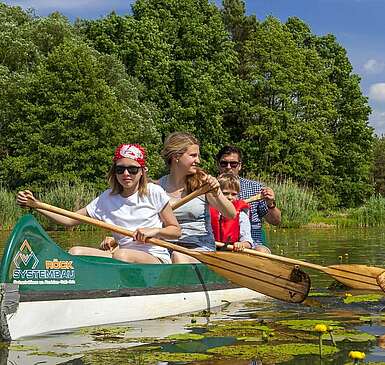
[349,195,385,227]
[0,183,99,231]
[39,182,99,231]
[268,178,319,228]
[0,186,24,230]
[246,174,319,228]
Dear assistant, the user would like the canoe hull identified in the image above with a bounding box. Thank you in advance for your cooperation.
[0,215,264,340]
[5,287,261,340]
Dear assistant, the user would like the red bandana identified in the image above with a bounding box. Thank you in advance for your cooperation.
[113,144,146,167]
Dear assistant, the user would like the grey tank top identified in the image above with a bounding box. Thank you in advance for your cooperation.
[158,175,215,251]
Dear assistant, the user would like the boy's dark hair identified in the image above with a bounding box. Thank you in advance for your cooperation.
[216,146,243,162]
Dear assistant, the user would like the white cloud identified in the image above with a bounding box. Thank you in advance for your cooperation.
[5,0,99,9]
[363,59,385,74]
[369,83,385,102]
[369,110,385,136]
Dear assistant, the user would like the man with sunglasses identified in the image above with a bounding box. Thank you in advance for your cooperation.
[216,146,281,253]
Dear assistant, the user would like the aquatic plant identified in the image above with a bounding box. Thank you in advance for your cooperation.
[260,177,319,228]
[343,294,383,304]
[207,343,339,362]
[349,350,366,364]
[277,319,342,332]
[0,185,24,230]
[314,323,327,358]
[350,194,385,227]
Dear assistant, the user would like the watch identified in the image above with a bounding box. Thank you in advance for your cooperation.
[267,201,276,209]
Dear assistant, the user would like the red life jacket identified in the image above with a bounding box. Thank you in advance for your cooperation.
[210,200,249,243]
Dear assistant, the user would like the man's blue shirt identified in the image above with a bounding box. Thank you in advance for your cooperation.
[238,177,268,245]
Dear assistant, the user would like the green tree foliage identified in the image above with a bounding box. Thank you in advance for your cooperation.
[312,33,374,207]
[0,1,375,208]
[79,0,239,169]
[221,2,373,207]
[222,11,339,206]
[0,6,162,191]
[373,136,385,195]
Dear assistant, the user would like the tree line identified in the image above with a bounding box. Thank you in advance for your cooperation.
[0,0,380,208]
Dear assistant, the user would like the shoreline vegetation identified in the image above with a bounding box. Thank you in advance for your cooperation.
[2,180,385,232]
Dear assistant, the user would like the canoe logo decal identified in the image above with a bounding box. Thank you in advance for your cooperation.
[13,240,39,269]
[12,239,76,285]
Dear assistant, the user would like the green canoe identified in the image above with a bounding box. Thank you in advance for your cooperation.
[0,215,263,340]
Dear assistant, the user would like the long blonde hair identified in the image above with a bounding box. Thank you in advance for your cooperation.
[107,162,148,196]
[161,132,206,194]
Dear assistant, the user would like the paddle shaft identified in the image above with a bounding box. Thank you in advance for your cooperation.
[244,194,262,204]
[170,184,212,210]
[172,190,262,210]
[216,242,325,271]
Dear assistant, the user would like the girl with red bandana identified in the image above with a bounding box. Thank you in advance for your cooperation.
[16,144,181,264]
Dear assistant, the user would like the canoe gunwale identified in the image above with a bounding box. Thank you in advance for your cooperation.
[19,282,239,302]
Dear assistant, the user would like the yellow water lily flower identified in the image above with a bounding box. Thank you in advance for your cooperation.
[349,351,365,360]
[345,293,352,297]
[314,324,327,333]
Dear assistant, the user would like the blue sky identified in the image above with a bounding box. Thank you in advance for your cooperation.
[3,0,385,135]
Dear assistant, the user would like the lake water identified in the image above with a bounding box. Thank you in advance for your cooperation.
[1,225,385,364]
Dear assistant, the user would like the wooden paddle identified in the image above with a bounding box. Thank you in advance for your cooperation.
[216,242,384,291]
[171,183,213,210]
[244,193,262,204]
[26,199,310,303]
[375,271,385,293]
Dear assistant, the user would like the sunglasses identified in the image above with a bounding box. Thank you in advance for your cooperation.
[114,165,141,175]
[219,161,240,168]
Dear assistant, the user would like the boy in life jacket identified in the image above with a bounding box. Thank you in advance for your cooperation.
[210,173,253,252]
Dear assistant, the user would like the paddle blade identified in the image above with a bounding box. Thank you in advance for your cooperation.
[376,271,385,293]
[326,264,384,290]
[195,251,310,303]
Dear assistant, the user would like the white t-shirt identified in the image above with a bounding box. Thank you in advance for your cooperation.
[86,183,170,260]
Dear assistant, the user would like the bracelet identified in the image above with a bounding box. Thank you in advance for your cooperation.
[267,200,276,209]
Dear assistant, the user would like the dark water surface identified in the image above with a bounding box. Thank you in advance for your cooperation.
[1,226,385,364]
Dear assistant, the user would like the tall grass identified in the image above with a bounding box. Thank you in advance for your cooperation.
[247,175,319,228]
[349,195,385,227]
[39,182,99,231]
[0,183,99,231]
[267,178,319,228]
[0,186,24,230]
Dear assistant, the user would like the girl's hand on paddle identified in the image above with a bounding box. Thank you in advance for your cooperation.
[232,241,252,252]
[16,190,38,208]
[134,227,161,243]
[100,236,117,251]
[204,174,221,197]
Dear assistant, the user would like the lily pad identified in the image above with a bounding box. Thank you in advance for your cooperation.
[207,343,339,362]
[82,349,212,364]
[277,319,342,331]
[166,333,204,340]
[332,331,376,342]
[77,325,131,337]
[309,292,332,297]
[9,345,39,352]
[343,294,383,304]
